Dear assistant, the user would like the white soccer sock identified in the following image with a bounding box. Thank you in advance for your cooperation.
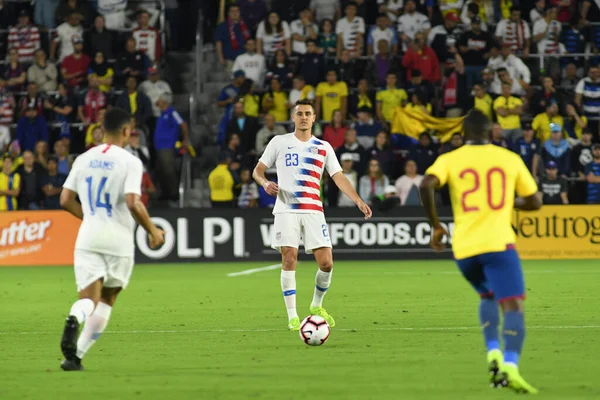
[311,269,332,308]
[76,302,112,359]
[69,298,95,324]
[281,270,298,320]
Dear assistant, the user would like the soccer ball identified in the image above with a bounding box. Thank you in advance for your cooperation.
[299,315,330,346]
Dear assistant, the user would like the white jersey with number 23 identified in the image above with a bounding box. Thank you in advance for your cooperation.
[63,144,143,257]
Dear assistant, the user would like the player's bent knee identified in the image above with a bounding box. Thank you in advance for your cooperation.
[499,297,524,313]
[101,287,122,307]
[318,258,333,272]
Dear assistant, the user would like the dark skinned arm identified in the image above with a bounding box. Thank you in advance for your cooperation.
[419,175,448,252]
[60,188,84,219]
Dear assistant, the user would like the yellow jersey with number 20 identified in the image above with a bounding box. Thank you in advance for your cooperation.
[426,144,538,260]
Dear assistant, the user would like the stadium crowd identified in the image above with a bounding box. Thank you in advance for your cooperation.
[208,0,600,210]
[0,0,191,211]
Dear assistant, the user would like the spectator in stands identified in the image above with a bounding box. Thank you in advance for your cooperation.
[323,109,348,149]
[116,76,153,128]
[353,106,383,148]
[125,128,150,168]
[8,10,41,64]
[336,1,365,58]
[217,70,245,145]
[441,53,467,117]
[154,93,188,205]
[458,16,494,88]
[405,69,435,102]
[585,144,600,204]
[493,81,523,144]
[209,153,236,208]
[18,82,44,118]
[271,0,311,23]
[256,12,291,57]
[237,0,268,34]
[297,39,325,87]
[40,155,65,209]
[265,49,293,89]
[226,100,260,153]
[132,9,162,63]
[232,39,266,89]
[575,65,600,137]
[239,79,261,118]
[533,5,561,56]
[3,47,27,93]
[317,18,337,57]
[85,15,115,60]
[288,75,316,113]
[16,150,43,209]
[237,167,259,209]
[440,132,464,153]
[402,32,440,84]
[337,48,363,88]
[394,159,423,206]
[0,124,9,153]
[480,67,495,95]
[34,140,48,169]
[138,65,172,131]
[16,105,48,152]
[365,130,394,176]
[376,72,407,124]
[255,113,286,155]
[542,123,571,176]
[571,128,593,203]
[531,75,564,116]
[488,46,530,97]
[513,123,541,180]
[409,132,437,174]
[310,0,340,22]
[27,49,57,92]
[530,0,546,25]
[469,82,493,120]
[561,14,587,71]
[116,37,150,86]
[367,13,397,56]
[564,103,588,143]
[78,75,107,125]
[55,0,88,27]
[96,0,126,29]
[86,125,104,150]
[428,12,462,63]
[367,40,401,89]
[348,78,374,119]
[35,0,60,29]
[336,128,365,173]
[44,82,75,123]
[460,1,492,31]
[335,153,358,207]
[532,100,564,143]
[221,133,244,176]
[83,107,105,148]
[261,76,289,123]
[538,160,569,204]
[378,0,402,24]
[494,6,530,57]
[61,35,91,87]
[491,122,510,149]
[0,155,20,211]
[51,11,84,62]
[371,184,401,211]
[316,69,348,122]
[88,51,114,93]
[396,0,431,52]
[290,7,318,56]
[359,158,389,205]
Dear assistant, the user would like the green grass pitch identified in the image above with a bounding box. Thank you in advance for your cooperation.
[1,260,599,399]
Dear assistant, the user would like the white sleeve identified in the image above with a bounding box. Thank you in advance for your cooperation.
[494,20,504,38]
[575,79,585,95]
[307,89,315,100]
[282,21,291,39]
[258,136,279,168]
[172,110,184,125]
[358,17,365,34]
[397,16,405,34]
[62,157,80,192]
[421,15,431,30]
[256,22,265,39]
[426,27,436,46]
[460,2,470,25]
[324,142,342,177]
[124,157,143,196]
[335,20,344,35]
[532,20,544,36]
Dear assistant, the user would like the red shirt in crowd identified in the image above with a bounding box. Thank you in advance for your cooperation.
[323,125,349,150]
[402,46,440,83]
[61,53,91,87]
[79,89,106,124]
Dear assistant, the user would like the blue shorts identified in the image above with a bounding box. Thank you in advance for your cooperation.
[455,245,525,302]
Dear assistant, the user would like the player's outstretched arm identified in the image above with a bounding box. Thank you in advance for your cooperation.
[253,162,279,196]
[331,172,372,219]
[60,188,84,220]
[419,175,448,252]
[126,193,165,249]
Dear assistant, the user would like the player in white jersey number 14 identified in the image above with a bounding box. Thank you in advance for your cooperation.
[58,108,165,371]
[253,99,372,331]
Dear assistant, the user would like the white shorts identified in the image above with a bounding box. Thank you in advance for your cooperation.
[271,213,331,254]
[74,249,134,292]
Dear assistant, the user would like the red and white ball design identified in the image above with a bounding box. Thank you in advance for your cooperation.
[299,315,331,346]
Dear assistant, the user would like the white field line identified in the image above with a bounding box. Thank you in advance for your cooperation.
[1,325,599,336]
[227,264,281,277]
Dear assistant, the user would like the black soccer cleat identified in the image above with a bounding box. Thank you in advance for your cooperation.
[60,357,84,371]
[60,315,80,361]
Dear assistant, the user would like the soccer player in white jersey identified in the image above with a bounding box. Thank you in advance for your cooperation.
[253,99,372,331]
[58,108,165,371]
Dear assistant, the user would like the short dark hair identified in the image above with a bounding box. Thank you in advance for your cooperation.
[103,108,131,137]
[463,109,491,141]
[2,154,13,162]
[496,67,508,74]
[346,1,358,8]
[306,38,317,46]
[47,155,58,164]
[295,99,315,111]
[510,6,520,13]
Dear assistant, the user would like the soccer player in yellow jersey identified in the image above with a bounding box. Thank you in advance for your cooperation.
[419,110,542,394]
